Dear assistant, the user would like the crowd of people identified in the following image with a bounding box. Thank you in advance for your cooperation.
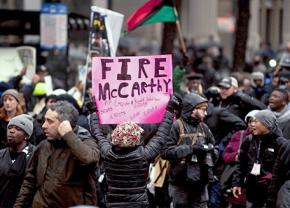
[0,40,289,208]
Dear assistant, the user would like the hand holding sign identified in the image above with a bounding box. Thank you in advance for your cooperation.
[86,96,98,114]
[92,55,173,124]
[16,46,36,81]
[166,95,181,113]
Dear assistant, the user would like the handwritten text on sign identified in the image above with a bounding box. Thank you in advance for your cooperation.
[92,55,173,124]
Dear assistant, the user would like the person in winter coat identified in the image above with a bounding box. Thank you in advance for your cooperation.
[204,103,246,207]
[268,88,290,139]
[266,140,290,207]
[232,109,287,208]
[221,110,259,208]
[162,93,218,208]
[0,114,35,207]
[222,110,259,165]
[250,71,268,101]
[14,101,100,208]
[0,89,23,149]
[217,76,266,119]
[204,103,246,208]
[88,96,180,208]
[205,102,246,146]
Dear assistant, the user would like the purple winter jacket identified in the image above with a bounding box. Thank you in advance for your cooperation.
[223,128,251,164]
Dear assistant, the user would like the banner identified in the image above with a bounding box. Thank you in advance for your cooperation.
[89,6,124,57]
[0,48,23,82]
[16,46,36,81]
[40,3,67,49]
[92,55,173,124]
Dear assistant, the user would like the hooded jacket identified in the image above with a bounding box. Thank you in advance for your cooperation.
[250,72,268,101]
[181,93,208,124]
[162,93,217,187]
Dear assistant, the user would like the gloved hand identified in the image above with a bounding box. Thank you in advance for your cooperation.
[258,173,272,185]
[86,96,97,113]
[166,95,181,113]
[192,144,210,157]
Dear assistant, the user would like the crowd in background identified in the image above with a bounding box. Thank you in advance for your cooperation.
[0,39,289,208]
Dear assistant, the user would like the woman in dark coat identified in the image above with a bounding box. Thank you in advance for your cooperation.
[89,96,179,208]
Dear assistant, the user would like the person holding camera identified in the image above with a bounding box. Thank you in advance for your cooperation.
[162,93,218,208]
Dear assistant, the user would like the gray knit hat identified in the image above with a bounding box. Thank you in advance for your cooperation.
[8,114,33,138]
[1,89,20,103]
[254,109,277,131]
[244,110,260,123]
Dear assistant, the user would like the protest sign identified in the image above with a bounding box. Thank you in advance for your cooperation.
[16,46,36,81]
[89,6,124,57]
[44,75,53,96]
[0,48,22,82]
[92,55,173,124]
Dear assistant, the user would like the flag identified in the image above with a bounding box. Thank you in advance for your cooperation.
[90,6,124,57]
[126,0,177,32]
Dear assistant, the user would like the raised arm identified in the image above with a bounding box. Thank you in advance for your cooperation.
[143,95,180,161]
[86,97,112,157]
[59,122,100,164]
[89,112,112,157]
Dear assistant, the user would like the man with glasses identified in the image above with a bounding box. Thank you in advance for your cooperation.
[162,93,218,208]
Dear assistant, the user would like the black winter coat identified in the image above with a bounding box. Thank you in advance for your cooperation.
[162,119,217,185]
[205,103,246,145]
[219,91,266,119]
[90,110,174,208]
[161,94,218,186]
[0,144,35,207]
[266,141,290,207]
[232,131,286,205]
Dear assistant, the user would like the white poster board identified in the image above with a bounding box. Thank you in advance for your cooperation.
[16,46,36,81]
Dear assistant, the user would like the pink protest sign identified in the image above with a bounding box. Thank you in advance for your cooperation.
[92,55,173,124]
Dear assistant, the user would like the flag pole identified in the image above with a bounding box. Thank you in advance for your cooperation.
[173,4,187,55]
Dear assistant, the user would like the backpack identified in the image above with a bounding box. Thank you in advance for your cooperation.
[153,119,205,187]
